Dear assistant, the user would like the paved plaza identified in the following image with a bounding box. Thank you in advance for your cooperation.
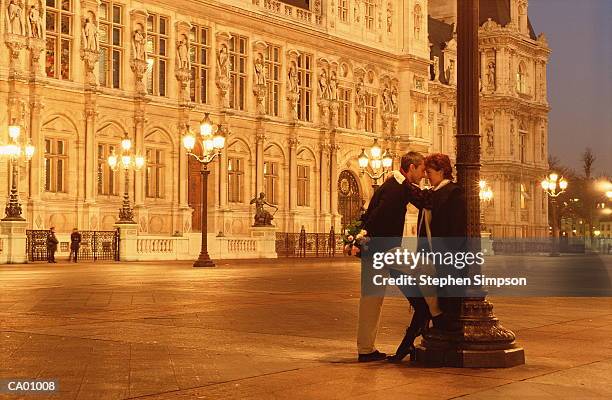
[1,257,612,399]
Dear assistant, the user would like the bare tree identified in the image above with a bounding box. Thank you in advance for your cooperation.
[581,148,596,179]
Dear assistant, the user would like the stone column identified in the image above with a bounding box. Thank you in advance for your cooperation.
[319,140,330,231]
[255,125,265,193]
[329,135,339,228]
[133,104,146,209]
[288,136,298,211]
[83,96,97,205]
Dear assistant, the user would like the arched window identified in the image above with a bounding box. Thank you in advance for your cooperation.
[517,61,527,94]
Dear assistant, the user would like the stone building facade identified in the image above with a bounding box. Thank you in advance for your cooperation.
[0,0,549,240]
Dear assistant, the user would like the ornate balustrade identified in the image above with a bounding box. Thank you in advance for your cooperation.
[251,0,322,27]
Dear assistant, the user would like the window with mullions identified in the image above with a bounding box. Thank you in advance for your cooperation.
[227,157,244,203]
[146,13,168,96]
[265,45,281,117]
[263,161,279,205]
[365,93,377,133]
[189,25,210,104]
[145,148,165,198]
[44,138,67,192]
[229,34,248,110]
[364,0,375,30]
[97,143,118,195]
[45,0,73,80]
[338,0,348,22]
[297,164,310,207]
[338,87,351,128]
[297,53,312,122]
[98,1,123,88]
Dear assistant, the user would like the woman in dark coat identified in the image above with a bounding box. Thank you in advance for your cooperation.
[389,153,467,361]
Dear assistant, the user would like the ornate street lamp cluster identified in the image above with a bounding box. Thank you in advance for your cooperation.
[107,133,146,224]
[357,139,393,189]
[541,172,568,256]
[478,180,493,231]
[182,113,226,268]
[1,121,35,221]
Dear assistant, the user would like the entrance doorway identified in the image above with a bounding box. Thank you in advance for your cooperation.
[337,170,363,229]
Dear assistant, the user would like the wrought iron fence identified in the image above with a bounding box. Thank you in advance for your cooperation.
[275,227,344,257]
[26,230,120,262]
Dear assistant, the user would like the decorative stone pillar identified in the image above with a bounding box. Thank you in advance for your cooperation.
[329,135,340,227]
[319,140,331,230]
[0,220,28,263]
[215,31,231,109]
[255,125,265,193]
[80,1,101,88]
[174,20,192,105]
[252,40,268,115]
[83,97,98,205]
[288,135,298,212]
[27,97,43,204]
[286,49,300,122]
[133,104,146,210]
[130,9,149,97]
[115,223,139,261]
[5,35,26,77]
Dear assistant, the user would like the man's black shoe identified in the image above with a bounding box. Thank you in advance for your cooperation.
[358,350,387,362]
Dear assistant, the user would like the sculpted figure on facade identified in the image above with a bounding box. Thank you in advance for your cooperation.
[446,59,455,85]
[486,125,494,151]
[7,0,25,35]
[413,4,422,39]
[176,34,190,70]
[382,84,391,113]
[390,84,398,114]
[355,78,366,108]
[82,18,99,51]
[217,44,230,82]
[288,62,298,94]
[432,56,440,81]
[27,3,43,38]
[318,69,329,100]
[254,53,266,86]
[287,61,299,120]
[386,3,392,33]
[486,61,496,90]
[328,71,338,101]
[132,26,146,61]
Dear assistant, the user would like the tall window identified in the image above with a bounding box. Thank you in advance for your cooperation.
[297,53,312,122]
[229,34,248,110]
[297,165,310,207]
[519,131,527,163]
[364,0,375,30]
[438,126,444,152]
[98,1,123,88]
[365,93,377,133]
[145,148,164,198]
[227,157,244,203]
[265,45,281,116]
[45,0,73,80]
[190,25,210,104]
[263,161,278,205]
[338,87,351,128]
[338,0,349,22]
[520,184,528,209]
[146,13,168,96]
[517,62,527,94]
[44,138,67,192]
[97,143,118,195]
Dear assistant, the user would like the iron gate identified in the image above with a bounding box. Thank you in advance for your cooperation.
[275,227,343,257]
[26,230,120,262]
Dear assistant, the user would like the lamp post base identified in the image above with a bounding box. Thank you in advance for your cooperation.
[193,253,215,268]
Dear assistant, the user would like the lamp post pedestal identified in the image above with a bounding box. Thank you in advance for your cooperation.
[0,219,27,264]
[194,166,215,268]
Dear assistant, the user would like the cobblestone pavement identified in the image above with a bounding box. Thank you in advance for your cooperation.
[1,257,611,399]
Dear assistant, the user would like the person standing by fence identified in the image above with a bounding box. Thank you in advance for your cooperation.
[70,228,82,262]
[46,227,58,263]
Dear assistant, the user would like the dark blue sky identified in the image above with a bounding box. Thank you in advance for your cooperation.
[528,0,611,176]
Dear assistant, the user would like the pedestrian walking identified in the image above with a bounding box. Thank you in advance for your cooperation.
[47,227,59,263]
[70,228,82,262]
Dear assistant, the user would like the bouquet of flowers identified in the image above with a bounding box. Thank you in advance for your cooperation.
[342,220,369,257]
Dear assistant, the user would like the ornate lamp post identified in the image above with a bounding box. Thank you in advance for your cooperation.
[357,139,393,189]
[107,133,145,224]
[1,121,35,221]
[182,113,226,268]
[541,172,568,256]
[478,180,493,231]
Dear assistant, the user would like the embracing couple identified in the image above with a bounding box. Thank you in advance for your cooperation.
[357,151,467,363]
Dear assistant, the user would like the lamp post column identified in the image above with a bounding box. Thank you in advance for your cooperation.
[550,196,560,256]
[194,163,214,268]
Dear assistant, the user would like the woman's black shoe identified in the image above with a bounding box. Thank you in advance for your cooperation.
[387,344,415,362]
[358,350,387,362]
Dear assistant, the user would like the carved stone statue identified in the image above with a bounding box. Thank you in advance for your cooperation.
[250,192,278,226]
[217,44,229,81]
[132,27,146,61]
[355,78,366,108]
[390,84,398,114]
[27,3,42,38]
[7,0,25,36]
[432,56,440,81]
[328,71,338,101]
[382,85,391,113]
[386,6,392,33]
[176,34,189,70]
[414,4,422,38]
[318,69,329,99]
[486,125,494,149]
[287,62,298,94]
[82,18,98,51]
[486,61,496,90]
[446,59,455,85]
[254,53,266,86]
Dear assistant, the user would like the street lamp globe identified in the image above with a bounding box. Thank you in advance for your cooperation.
[370,139,382,159]
[559,179,568,190]
[213,133,225,150]
[382,150,393,169]
[8,123,20,141]
[121,137,132,151]
[200,113,213,137]
[107,151,118,170]
[541,179,549,191]
[182,129,196,152]
[606,191,612,199]
[134,154,146,171]
[358,149,368,169]
[24,140,35,161]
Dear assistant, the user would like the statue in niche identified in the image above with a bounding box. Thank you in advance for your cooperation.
[355,78,366,107]
[250,192,278,226]
[509,123,515,155]
[217,44,230,81]
[445,59,455,85]
[414,4,422,39]
[486,125,494,149]
[432,56,440,81]
[7,0,25,35]
[390,84,398,114]
[386,6,392,33]
[328,71,338,100]
[319,69,329,99]
[27,3,42,38]
[254,53,266,86]
[132,26,146,61]
[354,3,360,23]
[287,62,298,94]
[82,18,99,51]
[176,34,190,70]
[382,85,391,113]
[486,61,496,90]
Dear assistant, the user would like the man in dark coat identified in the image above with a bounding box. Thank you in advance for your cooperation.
[356,151,428,362]
[47,227,59,263]
[70,228,82,262]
